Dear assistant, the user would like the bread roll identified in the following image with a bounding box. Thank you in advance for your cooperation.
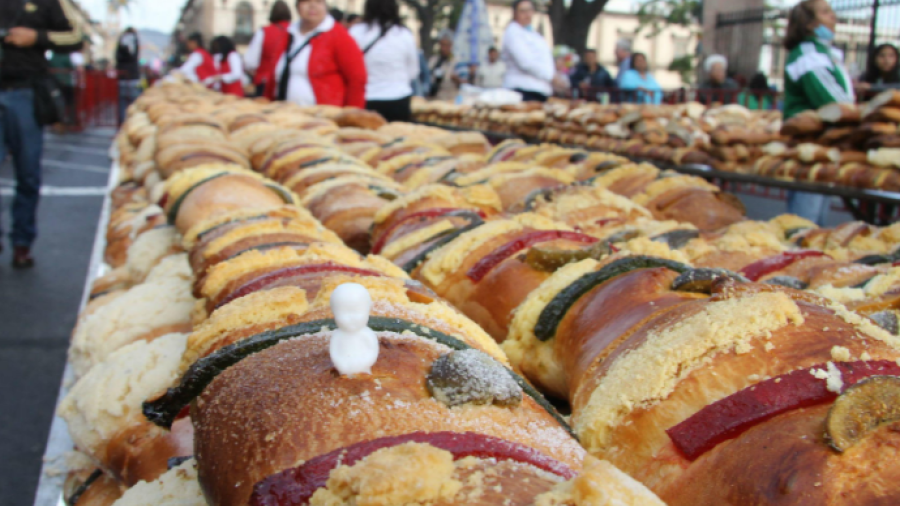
[172,174,290,234]
[192,334,584,506]
[572,282,900,493]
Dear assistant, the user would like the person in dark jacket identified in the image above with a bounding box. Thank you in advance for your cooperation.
[698,54,740,105]
[1,0,83,268]
[115,27,141,124]
[570,49,615,99]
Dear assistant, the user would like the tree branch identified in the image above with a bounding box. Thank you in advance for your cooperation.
[399,0,426,17]
[570,0,609,20]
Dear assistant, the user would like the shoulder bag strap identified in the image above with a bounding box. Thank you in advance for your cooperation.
[362,23,393,55]
[277,31,322,101]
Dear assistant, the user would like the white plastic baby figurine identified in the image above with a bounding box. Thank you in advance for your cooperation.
[329,283,379,375]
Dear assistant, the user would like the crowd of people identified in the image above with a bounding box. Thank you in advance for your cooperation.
[164,0,900,118]
[5,0,900,268]
[167,0,682,117]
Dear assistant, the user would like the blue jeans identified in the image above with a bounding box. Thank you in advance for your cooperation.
[0,88,43,248]
[118,80,142,125]
[787,191,829,226]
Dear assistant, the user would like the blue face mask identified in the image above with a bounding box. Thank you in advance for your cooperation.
[814,24,835,42]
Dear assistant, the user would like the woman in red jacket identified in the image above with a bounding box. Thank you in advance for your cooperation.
[243,0,292,97]
[272,0,367,107]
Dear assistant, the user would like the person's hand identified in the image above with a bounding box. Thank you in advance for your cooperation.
[5,27,38,47]
[579,81,589,90]
[856,81,871,91]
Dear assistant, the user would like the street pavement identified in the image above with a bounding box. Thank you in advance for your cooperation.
[1,128,112,506]
[0,128,853,505]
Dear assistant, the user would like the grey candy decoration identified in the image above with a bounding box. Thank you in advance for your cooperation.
[427,349,523,408]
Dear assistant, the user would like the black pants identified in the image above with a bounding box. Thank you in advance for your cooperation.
[366,95,412,123]
[513,89,549,103]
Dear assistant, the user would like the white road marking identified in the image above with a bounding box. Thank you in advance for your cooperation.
[42,159,109,174]
[45,138,113,148]
[0,180,106,197]
[42,143,110,156]
[44,134,113,144]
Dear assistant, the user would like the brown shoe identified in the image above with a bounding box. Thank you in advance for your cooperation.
[12,246,34,269]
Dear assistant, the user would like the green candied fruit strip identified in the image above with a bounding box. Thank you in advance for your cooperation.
[534,256,690,342]
[400,213,485,273]
[142,316,576,439]
[167,173,228,224]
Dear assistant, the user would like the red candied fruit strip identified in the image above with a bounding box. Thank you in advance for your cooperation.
[498,148,520,162]
[466,230,599,283]
[250,431,576,506]
[667,360,900,461]
[371,208,485,255]
[739,250,829,281]
[594,217,624,227]
[216,263,383,309]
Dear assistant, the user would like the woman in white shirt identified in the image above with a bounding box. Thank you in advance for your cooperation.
[210,35,245,96]
[349,0,419,121]
[501,0,554,102]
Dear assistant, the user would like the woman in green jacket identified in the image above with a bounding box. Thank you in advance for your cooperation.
[783,0,852,225]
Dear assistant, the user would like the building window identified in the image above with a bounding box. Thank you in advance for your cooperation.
[235,1,254,44]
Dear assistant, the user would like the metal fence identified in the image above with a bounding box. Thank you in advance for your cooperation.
[570,86,782,108]
[714,0,900,86]
[49,69,121,129]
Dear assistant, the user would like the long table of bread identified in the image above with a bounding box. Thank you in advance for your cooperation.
[46,81,900,506]
[412,93,900,197]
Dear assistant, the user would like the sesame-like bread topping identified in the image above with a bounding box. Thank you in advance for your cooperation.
[380,220,456,259]
[632,175,719,206]
[181,205,314,249]
[183,286,310,369]
[299,175,404,207]
[574,291,805,453]
[199,243,369,301]
[420,215,569,288]
[590,164,660,190]
[373,185,467,225]
[201,219,340,259]
[503,259,602,395]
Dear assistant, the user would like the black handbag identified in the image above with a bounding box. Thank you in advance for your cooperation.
[32,75,66,126]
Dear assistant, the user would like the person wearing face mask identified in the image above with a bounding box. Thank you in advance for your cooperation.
[501,0,554,102]
[783,0,852,225]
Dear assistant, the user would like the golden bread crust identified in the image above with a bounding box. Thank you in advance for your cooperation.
[194,337,585,506]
